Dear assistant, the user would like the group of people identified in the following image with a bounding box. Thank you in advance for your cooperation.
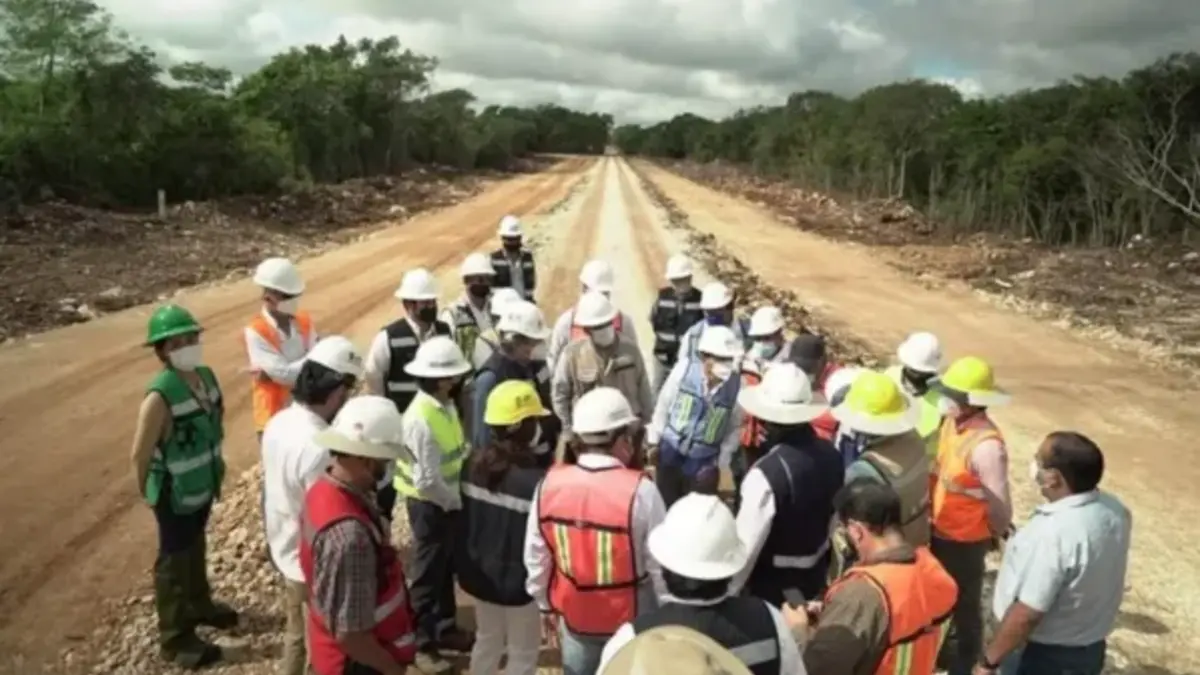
[130,212,1133,675]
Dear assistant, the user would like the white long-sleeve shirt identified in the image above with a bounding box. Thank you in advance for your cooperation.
[597,595,806,675]
[647,359,744,470]
[523,453,667,612]
[399,390,464,511]
[243,309,316,387]
[261,404,330,582]
[546,306,641,371]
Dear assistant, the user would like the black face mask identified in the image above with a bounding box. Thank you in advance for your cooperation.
[504,241,521,252]
[468,283,490,299]
[417,306,438,323]
[902,367,934,393]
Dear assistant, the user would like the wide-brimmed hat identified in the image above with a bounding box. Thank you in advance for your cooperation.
[601,626,753,675]
[737,362,827,424]
[313,396,407,461]
[647,494,748,580]
[830,370,921,435]
[931,355,1011,407]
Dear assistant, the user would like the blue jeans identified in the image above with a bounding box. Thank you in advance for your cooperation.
[1000,641,1106,675]
[559,619,608,675]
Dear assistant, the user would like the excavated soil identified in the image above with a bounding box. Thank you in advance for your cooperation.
[657,161,1200,371]
[0,158,556,342]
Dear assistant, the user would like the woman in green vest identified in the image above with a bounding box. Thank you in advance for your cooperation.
[131,304,238,669]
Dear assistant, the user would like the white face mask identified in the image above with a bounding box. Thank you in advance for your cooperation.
[590,325,616,346]
[169,344,204,371]
[275,297,300,315]
[710,361,734,380]
[750,340,781,361]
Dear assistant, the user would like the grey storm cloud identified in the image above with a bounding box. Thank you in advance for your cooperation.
[96,0,1200,124]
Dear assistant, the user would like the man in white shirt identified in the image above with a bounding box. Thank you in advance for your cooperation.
[598,493,805,675]
[524,387,666,675]
[260,336,363,675]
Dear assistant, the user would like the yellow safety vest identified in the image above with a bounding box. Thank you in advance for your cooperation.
[886,365,943,458]
[395,394,468,499]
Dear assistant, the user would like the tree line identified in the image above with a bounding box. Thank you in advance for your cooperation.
[0,0,613,209]
[616,53,1200,247]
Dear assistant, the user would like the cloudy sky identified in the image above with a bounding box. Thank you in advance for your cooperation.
[97,0,1199,125]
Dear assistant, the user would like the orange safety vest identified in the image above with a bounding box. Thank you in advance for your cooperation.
[568,311,624,342]
[825,547,957,675]
[245,311,315,431]
[537,463,644,636]
[739,368,766,449]
[930,413,1001,542]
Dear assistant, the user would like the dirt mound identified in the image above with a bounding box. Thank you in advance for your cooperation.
[0,165,518,342]
[663,161,1200,370]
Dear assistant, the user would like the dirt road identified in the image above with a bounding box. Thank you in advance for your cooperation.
[0,157,594,667]
[636,160,1196,675]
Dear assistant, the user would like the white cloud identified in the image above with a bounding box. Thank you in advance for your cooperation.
[96,0,1197,124]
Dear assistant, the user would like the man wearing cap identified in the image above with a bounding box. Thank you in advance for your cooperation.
[524,387,667,675]
[649,254,703,393]
[302,396,417,675]
[395,337,476,670]
[885,332,945,459]
[261,336,364,675]
[552,291,654,462]
[473,300,560,468]
[244,257,318,440]
[133,305,237,669]
[547,259,641,369]
[737,306,797,493]
[826,371,931,579]
[490,214,537,301]
[649,325,746,507]
[676,282,751,364]
[731,363,843,604]
[598,494,804,675]
[928,356,1013,675]
[364,267,452,515]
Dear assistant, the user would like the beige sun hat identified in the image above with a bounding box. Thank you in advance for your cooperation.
[313,395,407,461]
[601,626,753,675]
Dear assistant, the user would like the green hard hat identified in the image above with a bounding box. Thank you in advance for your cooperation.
[145,304,202,345]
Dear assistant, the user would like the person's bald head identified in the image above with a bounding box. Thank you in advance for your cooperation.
[1036,431,1104,497]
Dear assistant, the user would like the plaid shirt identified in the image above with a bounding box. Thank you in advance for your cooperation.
[309,473,389,637]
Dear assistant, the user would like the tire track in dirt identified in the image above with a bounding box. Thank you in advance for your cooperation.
[0,157,596,664]
[614,159,670,297]
[537,157,609,321]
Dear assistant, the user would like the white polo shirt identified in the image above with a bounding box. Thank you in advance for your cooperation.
[261,403,331,582]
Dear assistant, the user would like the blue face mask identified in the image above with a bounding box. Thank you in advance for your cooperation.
[751,341,780,360]
[704,312,727,326]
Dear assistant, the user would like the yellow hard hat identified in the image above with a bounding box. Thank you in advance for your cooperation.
[936,356,1010,406]
[484,380,549,426]
[830,370,919,435]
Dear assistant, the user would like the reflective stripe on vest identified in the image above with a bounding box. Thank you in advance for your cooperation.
[299,478,416,674]
[538,464,645,636]
[931,415,1000,542]
[145,367,225,514]
[569,310,625,342]
[394,395,468,499]
[462,482,532,513]
[246,312,315,431]
[826,547,957,675]
[451,303,481,363]
[661,359,738,460]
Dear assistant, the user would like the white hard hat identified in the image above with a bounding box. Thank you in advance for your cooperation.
[579,259,614,293]
[489,287,522,315]
[574,291,618,328]
[572,386,638,435]
[403,336,472,378]
[696,325,743,359]
[747,306,785,338]
[699,282,733,310]
[395,268,439,301]
[664,254,694,281]
[306,335,364,378]
[498,214,522,238]
[896,331,942,373]
[253,257,305,295]
[460,252,495,277]
[497,300,550,340]
[312,395,406,460]
[736,362,827,424]
[824,365,865,403]
[647,493,747,580]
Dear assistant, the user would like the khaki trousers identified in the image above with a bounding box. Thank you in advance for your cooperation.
[282,580,308,675]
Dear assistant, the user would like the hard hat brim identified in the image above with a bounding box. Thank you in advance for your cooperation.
[931,380,1011,407]
[829,400,921,435]
[394,290,439,301]
[508,325,550,340]
[664,270,692,281]
[403,361,472,378]
[736,387,827,424]
[145,324,203,346]
[485,407,551,427]
[253,274,305,295]
[602,627,754,675]
[647,523,748,580]
[313,428,408,461]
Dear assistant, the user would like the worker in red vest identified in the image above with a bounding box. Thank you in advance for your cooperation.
[300,396,417,675]
[523,386,667,675]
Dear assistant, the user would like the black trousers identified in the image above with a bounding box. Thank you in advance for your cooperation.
[405,498,458,648]
[932,536,990,675]
[154,491,211,555]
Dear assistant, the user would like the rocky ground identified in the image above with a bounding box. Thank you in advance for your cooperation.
[659,161,1200,371]
[0,158,554,343]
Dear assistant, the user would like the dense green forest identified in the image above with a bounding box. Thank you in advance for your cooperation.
[617,54,1200,247]
[0,0,612,209]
